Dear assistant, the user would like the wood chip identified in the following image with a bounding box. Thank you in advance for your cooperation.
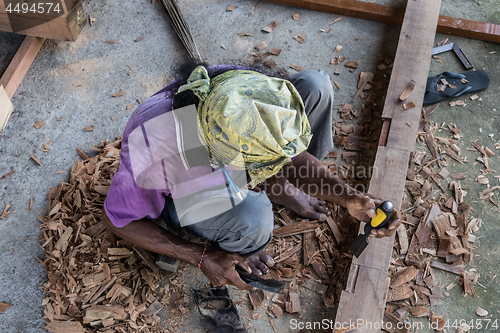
[268,303,283,318]
[0,204,12,219]
[0,302,11,313]
[269,47,282,55]
[34,120,45,129]
[334,81,340,89]
[263,58,277,69]
[238,32,253,36]
[344,61,359,68]
[254,42,267,51]
[399,80,416,100]
[226,4,235,11]
[45,321,86,333]
[431,314,446,331]
[289,64,305,72]
[288,284,301,313]
[326,216,344,244]
[403,101,416,110]
[293,33,307,44]
[334,45,342,53]
[273,221,320,237]
[104,40,117,44]
[430,261,463,275]
[476,307,488,316]
[248,289,264,310]
[390,266,419,289]
[0,170,15,180]
[330,16,344,25]
[31,155,42,165]
[125,104,134,110]
[112,92,125,97]
[411,306,430,317]
[470,94,479,100]
[82,126,95,132]
[262,21,278,33]
[134,37,143,42]
[292,13,301,21]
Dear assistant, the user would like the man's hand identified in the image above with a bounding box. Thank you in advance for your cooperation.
[200,247,253,291]
[345,192,401,238]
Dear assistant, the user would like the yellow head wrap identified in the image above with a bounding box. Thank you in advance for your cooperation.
[177,66,312,187]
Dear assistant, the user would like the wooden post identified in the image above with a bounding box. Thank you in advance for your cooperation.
[0,85,13,133]
[0,0,85,41]
[0,36,45,99]
[264,0,500,43]
[334,0,442,331]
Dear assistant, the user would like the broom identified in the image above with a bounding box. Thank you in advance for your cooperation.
[159,0,202,62]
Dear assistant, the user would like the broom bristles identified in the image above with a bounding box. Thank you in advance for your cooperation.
[160,0,202,62]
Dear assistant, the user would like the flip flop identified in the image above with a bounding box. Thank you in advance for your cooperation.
[423,70,490,106]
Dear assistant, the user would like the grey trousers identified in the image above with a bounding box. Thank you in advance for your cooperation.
[160,70,334,256]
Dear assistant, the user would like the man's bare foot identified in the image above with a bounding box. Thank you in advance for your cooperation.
[262,178,328,221]
[246,251,275,276]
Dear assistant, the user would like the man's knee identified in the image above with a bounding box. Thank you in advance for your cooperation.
[294,70,333,98]
[240,192,274,238]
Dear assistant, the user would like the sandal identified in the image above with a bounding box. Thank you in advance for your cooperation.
[423,70,490,106]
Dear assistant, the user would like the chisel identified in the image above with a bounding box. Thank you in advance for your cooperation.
[350,201,394,258]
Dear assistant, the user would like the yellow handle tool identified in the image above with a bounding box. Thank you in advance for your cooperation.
[350,201,394,258]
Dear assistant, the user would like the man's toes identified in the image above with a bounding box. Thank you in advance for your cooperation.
[255,261,269,275]
[258,252,275,267]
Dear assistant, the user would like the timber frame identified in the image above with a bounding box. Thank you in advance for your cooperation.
[265,0,500,43]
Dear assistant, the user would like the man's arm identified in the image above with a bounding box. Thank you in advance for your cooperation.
[101,210,252,290]
[281,151,401,238]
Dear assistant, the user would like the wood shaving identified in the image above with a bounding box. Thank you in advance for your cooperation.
[292,13,301,21]
[31,155,42,165]
[289,64,305,72]
[262,21,278,33]
[330,16,344,25]
[34,120,45,129]
[226,4,235,11]
[104,40,117,44]
[293,33,307,44]
[82,126,95,132]
[254,42,267,51]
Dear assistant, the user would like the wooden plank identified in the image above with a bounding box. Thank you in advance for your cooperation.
[335,265,389,330]
[0,36,45,99]
[264,0,500,43]
[0,0,85,41]
[336,1,441,331]
[352,147,410,272]
[0,85,13,133]
[382,4,440,151]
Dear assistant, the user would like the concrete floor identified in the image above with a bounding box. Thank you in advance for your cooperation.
[0,0,499,332]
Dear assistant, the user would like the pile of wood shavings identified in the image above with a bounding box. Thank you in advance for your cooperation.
[381,117,488,332]
[40,138,187,333]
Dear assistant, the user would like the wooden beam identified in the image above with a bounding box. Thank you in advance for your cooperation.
[0,85,13,133]
[335,1,441,331]
[0,36,45,99]
[0,0,85,41]
[264,0,500,43]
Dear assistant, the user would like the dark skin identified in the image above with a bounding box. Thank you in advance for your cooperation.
[102,150,401,290]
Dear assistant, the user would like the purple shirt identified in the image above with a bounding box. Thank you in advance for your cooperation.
[104,65,260,228]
